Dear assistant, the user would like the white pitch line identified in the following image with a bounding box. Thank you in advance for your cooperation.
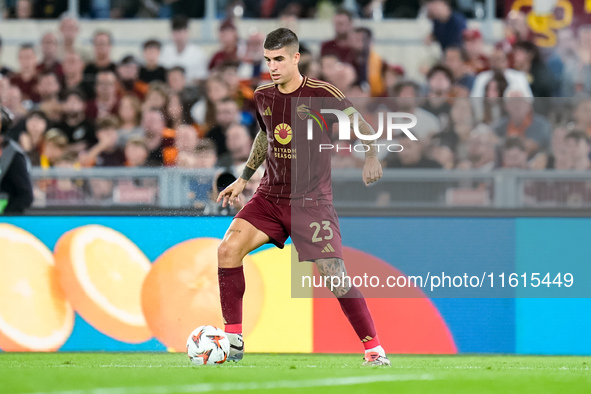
[23,373,435,394]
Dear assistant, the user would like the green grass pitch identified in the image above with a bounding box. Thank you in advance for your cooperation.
[0,353,590,394]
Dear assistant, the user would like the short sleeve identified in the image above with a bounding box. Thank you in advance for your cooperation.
[320,83,357,116]
[255,108,267,133]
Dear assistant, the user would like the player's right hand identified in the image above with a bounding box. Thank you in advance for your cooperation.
[217,178,247,207]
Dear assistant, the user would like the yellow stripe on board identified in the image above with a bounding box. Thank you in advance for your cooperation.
[245,245,313,353]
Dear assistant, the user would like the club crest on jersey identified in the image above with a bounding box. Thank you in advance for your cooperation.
[274,123,292,145]
[297,104,310,120]
[298,105,328,134]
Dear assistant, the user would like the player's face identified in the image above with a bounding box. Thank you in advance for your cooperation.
[264,47,300,85]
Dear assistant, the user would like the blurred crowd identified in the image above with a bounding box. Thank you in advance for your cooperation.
[0,1,590,206]
[0,0,490,20]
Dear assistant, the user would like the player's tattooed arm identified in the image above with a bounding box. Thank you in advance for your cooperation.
[315,258,351,297]
[348,111,378,159]
[241,130,267,181]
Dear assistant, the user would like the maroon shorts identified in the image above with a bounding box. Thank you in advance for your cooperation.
[234,193,343,262]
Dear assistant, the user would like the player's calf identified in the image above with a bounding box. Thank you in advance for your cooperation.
[315,258,351,297]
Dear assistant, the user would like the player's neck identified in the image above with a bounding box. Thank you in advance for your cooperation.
[277,73,303,94]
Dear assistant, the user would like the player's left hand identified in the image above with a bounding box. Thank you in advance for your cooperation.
[362,157,383,186]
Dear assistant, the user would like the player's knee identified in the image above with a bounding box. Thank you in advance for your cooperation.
[217,240,244,268]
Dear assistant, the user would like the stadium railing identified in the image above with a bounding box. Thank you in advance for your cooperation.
[29,168,591,212]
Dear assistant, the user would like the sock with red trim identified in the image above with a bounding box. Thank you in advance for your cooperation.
[336,286,380,350]
[218,266,244,334]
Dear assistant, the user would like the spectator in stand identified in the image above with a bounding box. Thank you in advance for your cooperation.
[62,51,86,95]
[37,71,60,103]
[86,70,119,121]
[167,92,185,129]
[217,123,253,169]
[14,0,33,19]
[350,27,385,97]
[10,44,40,102]
[463,29,489,74]
[434,98,475,161]
[564,130,591,170]
[503,10,534,48]
[572,99,591,138]
[139,39,166,83]
[143,81,169,112]
[59,15,90,61]
[546,126,571,170]
[219,61,255,116]
[495,87,551,157]
[36,71,62,122]
[2,85,27,122]
[444,46,475,91]
[116,94,143,147]
[206,97,242,156]
[159,16,208,84]
[193,139,218,169]
[428,135,456,169]
[457,123,499,171]
[501,137,529,169]
[39,128,68,168]
[393,80,440,143]
[209,19,242,71]
[423,65,453,122]
[0,37,13,77]
[57,89,96,150]
[142,108,175,167]
[330,61,358,94]
[298,44,321,80]
[320,53,339,83]
[83,30,117,98]
[425,0,466,51]
[560,25,591,97]
[191,76,230,131]
[386,133,442,169]
[512,41,557,98]
[117,55,148,100]
[320,7,354,64]
[124,136,149,167]
[37,32,63,79]
[471,45,532,98]
[16,110,49,166]
[80,116,125,167]
[479,70,509,125]
[241,29,265,78]
[167,66,187,94]
[381,64,405,97]
[174,124,200,167]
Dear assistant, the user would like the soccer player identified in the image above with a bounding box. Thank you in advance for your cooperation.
[216,28,390,366]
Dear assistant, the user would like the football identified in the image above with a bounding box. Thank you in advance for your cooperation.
[186,325,230,366]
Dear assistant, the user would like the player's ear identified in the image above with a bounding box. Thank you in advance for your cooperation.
[293,51,300,64]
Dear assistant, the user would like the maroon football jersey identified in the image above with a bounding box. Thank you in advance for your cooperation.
[253,76,355,206]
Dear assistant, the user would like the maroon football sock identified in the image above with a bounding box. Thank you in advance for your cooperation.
[218,266,245,334]
[337,286,380,349]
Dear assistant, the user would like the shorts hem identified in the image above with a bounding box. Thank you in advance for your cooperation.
[297,252,343,263]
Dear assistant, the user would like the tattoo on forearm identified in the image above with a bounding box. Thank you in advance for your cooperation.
[315,258,351,297]
[350,112,378,159]
[241,130,267,181]
[228,229,242,233]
